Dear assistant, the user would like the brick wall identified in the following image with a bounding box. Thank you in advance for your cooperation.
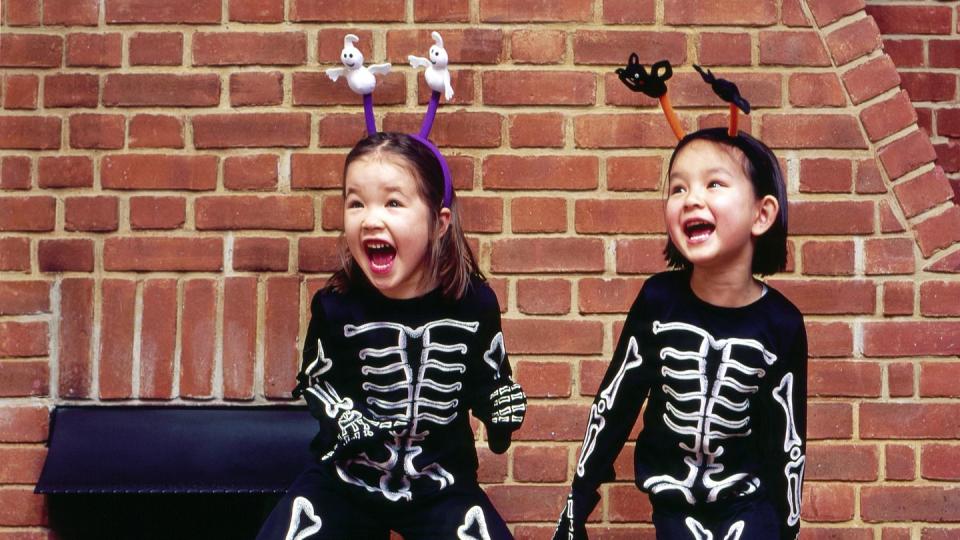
[2,0,960,537]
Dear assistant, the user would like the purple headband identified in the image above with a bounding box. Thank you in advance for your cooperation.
[326,32,454,208]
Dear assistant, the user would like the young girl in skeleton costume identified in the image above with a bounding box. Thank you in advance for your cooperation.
[256,34,525,540]
[553,58,807,540]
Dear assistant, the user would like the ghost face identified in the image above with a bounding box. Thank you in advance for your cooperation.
[664,140,777,277]
[341,45,364,69]
[429,45,448,68]
[343,155,450,299]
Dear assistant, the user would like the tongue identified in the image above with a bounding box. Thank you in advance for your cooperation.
[369,248,395,267]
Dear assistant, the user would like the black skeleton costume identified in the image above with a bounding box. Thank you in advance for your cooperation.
[554,271,806,540]
[256,276,525,540]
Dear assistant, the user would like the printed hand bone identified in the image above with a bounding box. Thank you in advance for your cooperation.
[326,34,391,96]
[322,410,407,462]
[408,31,454,100]
[488,382,526,427]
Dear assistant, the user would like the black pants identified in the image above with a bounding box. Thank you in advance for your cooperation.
[256,462,512,539]
[652,496,782,540]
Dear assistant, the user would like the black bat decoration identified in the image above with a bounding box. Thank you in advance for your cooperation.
[616,53,673,99]
[693,64,751,114]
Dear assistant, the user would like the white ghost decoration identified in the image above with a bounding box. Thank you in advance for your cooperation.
[325,34,391,95]
[408,31,454,101]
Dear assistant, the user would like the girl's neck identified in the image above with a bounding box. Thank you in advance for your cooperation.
[689,265,763,308]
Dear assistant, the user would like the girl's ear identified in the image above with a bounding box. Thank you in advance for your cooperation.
[437,207,452,238]
[751,194,779,237]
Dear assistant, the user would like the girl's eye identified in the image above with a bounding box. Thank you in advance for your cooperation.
[347,200,363,209]
[387,200,402,208]
[708,180,724,188]
[669,185,686,195]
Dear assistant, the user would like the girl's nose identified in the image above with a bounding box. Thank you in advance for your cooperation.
[361,209,385,230]
[683,188,705,209]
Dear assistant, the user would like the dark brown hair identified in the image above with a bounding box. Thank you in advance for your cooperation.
[325,132,483,299]
[663,127,789,276]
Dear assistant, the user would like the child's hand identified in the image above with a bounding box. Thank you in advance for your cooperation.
[552,491,596,540]
[487,381,526,429]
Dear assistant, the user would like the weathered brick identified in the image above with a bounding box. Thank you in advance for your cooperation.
[789,73,845,108]
[264,277,300,398]
[914,206,960,257]
[862,487,960,522]
[479,0,591,22]
[128,114,184,148]
[0,197,55,232]
[102,154,217,190]
[223,277,258,400]
[387,29,503,65]
[759,31,830,66]
[510,30,565,64]
[129,196,186,230]
[809,360,881,397]
[801,240,855,276]
[483,155,597,190]
[290,0,403,21]
[193,32,306,66]
[3,74,39,110]
[0,322,47,358]
[789,201,874,235]
[65,196,119,232]
[0,116,60,150]
[140,279,176,399]
[180,279,217,399]
[491,238,605,273]
[383,111,502,149]
[664,0,776,25]
[229,0,284,22]
[575,199,662,234]
[698,32,752,67]
[573,30,687,65]
[229,72,283,107]
[825,17,882,66]
[0,34,62,67]
[864,321,960,357]
[233,237,288,272]
[865,237,915,275]
[196,195,314,230]
[104,237,223,272]
[44,73,98,108]
[1,156,31,190]
[297,236,340,273]
[106,0,221,23]
[98,279,136,400]
[575,113,679,149]
[224,154,278,191]
[103,74,220,107]
[616,238,670,275]
[508,113,564,148]
[762,114,866,149]
[58,278,93,398]
[866,5,953,35]
[129,32,183,66]
[67,33,122,67]
[860,90,917,143]
[841,55,901,105]
[69,113,124,149]
[38,239,94,272]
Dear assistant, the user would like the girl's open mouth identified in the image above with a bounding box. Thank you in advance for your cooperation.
[684,220,715,243]
[364,240,396,274]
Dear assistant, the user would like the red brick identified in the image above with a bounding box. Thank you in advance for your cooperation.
[920,362,960,398]
[3,0,41,26]
[129,32,183,66]
[291,153,344,189]
[841,55,901,105]
[862,487,960,522]
[578,278,644,314]
[789,200,874,235]
[665,0,776,25]
[915,206,960,257]
[317,113,368,147]
[860,90,917,143]
[883,39,923,68]
[293,71,404,107]
[803,483,855,522]
[879,201,907,234]
[807,321,853,358]
[801,240,855,276]
[297,236,340,273]
[67,33,121,67]
[508,113,564,149]
[491,238,604,274]
[510,197,566,234]
[43,73,98,108]
[3,75,38,110]
[806,444,878,481]
[888,362,914,398]
[1,156,31,189]
[575,199,662,234]
[0,322,47,358]
[516,279,570,315]
[0,359,50,396]
[130,196,186,230]
[0,405,48,442]
[0,281,49,316]
[229,0,283,22]
[922,444,960,481]
[180,279,216,399]
[772,279,875,315]
[0,34,62,67]
[826,17,882,66]
[762,114,866,149]
[698,33,752,67]
[196,195,313,231]
[930,40,960,69]
[921,281,960,317]
[602,0,655,23]
[0,197,54,232]
[128,114,184,148]
[0,447,46,483]
[926,249,960,274]
[193,113,310,149]
[616,238,670,275]
[233,237,289,272]
[799,158,853,193]
[102,154,217,190]
[194,32,306,66]
[809,360,881,397]
[479,0,591,22]
[223,277,257,400]
[865,238,915,275]
[58,278,93,398]
[382,111,501,149]
[807,0,865,27]
[98,279,135,400]
[224,154,278,191]
[456,196,500,234]
[513,403,591,441]
[65,196,119,232]
[864,321,960,357]
[290,0,403,21]
[573,30,687,66]
[607,156,662,192]
[510,30,565,64]
[320,196,342,231]
[866,5,953,35]
[883,281,914,317]
[43,0,97,25]
[38,239,93,272]
[37,156,92,189]
[920,527,960,540]
[387,29,503,65]
[759,31,830,66]
[69,113,124,150]
[789,73,845,108]
[574,113,679,149]
[140,279,176,399]
[229,72,283,107]
[483,155,597,191]
[315,28,374,63]
[0,116,60,150]
[900,72,957,103]
[106,0,221,23]
[476,447,507,483]
[103,74,219,107]
[856,159,886,195]
[515,360,571,398]
[0,488,45,526]
[264,277,299,398]
[863,403,960,439]
[482,71,594,106]
[504,319,603,355]
[513,445,568,482]
[104,237,222,272]
[608,484,653,522]
[413,0,468,21]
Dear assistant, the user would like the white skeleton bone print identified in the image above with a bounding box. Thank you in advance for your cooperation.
[332,318,480,501]
[642,321,777,504]
[684,517,745,540]
[772,372,805,527]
